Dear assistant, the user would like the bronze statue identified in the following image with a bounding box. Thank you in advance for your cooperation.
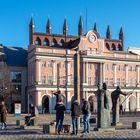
[97,83,111,128]
[111,86,128,126]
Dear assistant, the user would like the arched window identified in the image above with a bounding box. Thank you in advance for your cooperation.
[35,37,41,45]
[43,38,50,46]
[112,44,116,51]
[51,38,57,46]
[118,44,122,51]
[59,39,65,46]
[106,43,110,50]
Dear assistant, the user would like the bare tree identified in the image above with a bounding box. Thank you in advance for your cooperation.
[0,61,11,102]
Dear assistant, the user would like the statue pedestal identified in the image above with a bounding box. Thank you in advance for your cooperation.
[94,127,115,131]
[111,122,123,126]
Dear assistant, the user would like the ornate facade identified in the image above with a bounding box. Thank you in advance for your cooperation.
[28,17,140,113]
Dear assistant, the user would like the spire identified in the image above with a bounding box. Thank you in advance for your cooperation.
[93,22,98,32]
[46,17,52,34]
[29,17,34,26]
[119,27,124,40]
[29,17,35,45]
[106,25,111,39]
[78,16,83,36]
[63,18,68,36]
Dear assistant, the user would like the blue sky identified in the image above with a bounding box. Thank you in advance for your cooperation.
[0,0,140,50]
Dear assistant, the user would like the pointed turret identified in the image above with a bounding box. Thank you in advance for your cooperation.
[30,17,34,26]
[119,27,124,50]
[119,27,124,40]
[29,17,35,45]
[46,17,52,34]
[63,18,68,36]
[106,25,111,39]
[78,16,83,36]
[93,22,98,32]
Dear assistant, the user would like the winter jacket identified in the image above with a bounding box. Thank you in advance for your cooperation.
[0,105,7,122]
[54,93,63,102]
[71,100,81,117]
[55,102,66,117]
[82,100,90,115]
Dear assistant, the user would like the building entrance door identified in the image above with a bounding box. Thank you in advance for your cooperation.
[42,96,49,113]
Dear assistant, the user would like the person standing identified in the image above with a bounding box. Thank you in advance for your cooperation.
[71,99,81,135]
[55,99,66,134]
[81,99,91,133]
[53,90,63,103]
[0,101,7,130]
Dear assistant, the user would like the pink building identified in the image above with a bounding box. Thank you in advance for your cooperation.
[28,17,140,113]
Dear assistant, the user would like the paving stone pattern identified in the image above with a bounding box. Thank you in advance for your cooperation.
[0,113,140,140]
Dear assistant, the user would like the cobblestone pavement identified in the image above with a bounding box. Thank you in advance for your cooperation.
[0,113,140,140]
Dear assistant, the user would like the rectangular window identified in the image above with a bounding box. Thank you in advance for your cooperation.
[42,61,46,68]
[110,78,114,86]
[117,65,121,71]
[48,76,53,85]
[105,64,109,70]
[10,71,22,83]
[48,62,53,68]
[105,77,108,85]
[117,78,120,86]
[94,64,98,71]
[62,77,66,85]
[62,62,66,68]
[71,76,74,85]
[132,66,136,71]
[42,76,46,84]
[71,63,74,68]
[88,63,92,69]
[94,77,98,85]
[121,78,125,86]
[88,77,91,85]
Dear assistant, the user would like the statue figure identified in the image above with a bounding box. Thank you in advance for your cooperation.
[111,86,128,126]
[97,83,111,128]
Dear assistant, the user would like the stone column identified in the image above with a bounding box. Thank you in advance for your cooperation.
[38,91,42,113]
[35,59,41,84]
[100,63,105,84]
[67,61,71,85]
[103,63,105,83]
[136,92,140,111]
[136,65,140,87]
[52,60,56,85]
[82,62,86,84]
[85,62,88,84]
[125,65,129,87]
[113,64,117,86]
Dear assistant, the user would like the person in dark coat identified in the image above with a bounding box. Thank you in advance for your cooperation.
[55,99,66,134]
[0,101,7,130]
[81,99,91,133]
[71,99,81,135]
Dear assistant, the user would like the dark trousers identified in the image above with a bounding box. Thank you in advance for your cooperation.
[72,116,78,133]
[83,114,90,132]
[56,114,64,132]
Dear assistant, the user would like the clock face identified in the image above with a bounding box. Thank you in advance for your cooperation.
[89,34,96,43]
